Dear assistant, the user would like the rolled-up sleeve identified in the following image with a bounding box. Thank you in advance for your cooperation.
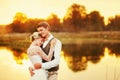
[41,40,62,69]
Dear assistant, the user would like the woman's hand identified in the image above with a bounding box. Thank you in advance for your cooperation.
[29,67,35,76]
[50,38,56,47]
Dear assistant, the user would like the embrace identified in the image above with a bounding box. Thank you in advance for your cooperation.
[27,22,62,80]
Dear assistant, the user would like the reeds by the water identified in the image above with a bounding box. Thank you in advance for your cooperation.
[0,31,120,49]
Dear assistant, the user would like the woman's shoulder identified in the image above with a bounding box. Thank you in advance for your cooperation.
[27,45,40,54]
[29,45,40,48]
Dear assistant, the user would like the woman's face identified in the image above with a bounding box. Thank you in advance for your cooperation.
[35,38,44,46]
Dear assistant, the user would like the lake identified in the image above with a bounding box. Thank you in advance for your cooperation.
[0,41,120,80]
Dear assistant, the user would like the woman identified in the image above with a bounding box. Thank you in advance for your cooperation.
[27,32,56,80]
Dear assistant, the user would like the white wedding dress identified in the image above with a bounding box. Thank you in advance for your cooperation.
[29,54,47,80]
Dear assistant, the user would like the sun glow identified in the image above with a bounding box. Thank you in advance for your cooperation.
[0,47,31,67]
[0,47,31,80]
[100,47,118,64]
[0,0,120,24]
[0,0,66,24]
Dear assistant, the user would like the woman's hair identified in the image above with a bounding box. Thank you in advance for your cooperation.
[30,32,40,41]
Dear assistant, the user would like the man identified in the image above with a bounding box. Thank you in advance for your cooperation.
[36,21,62,80]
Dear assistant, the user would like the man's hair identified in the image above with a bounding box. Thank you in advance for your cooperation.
[36,21,50,30]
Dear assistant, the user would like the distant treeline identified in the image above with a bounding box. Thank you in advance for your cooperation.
[1,3,120,33]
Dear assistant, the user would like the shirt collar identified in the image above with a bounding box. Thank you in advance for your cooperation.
[42,33,53,48]
[46,33,53,41]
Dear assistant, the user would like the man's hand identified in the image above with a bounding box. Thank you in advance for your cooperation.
[29,67,35,76]
[50,38,56,47]
[34,63,42,69]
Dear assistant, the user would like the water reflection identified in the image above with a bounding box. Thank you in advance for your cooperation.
[62,43,120,72]
[1,42,120,72]
[10,48,28,64]
[105,43,120,56]
[0,47,30,80]
[0,42,120,80]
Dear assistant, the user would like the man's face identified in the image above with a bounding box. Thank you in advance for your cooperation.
[37,27,49,38]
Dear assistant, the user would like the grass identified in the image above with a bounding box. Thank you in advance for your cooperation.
[0,31,120,49]
[53,31,120,44]
[0,33,31,50]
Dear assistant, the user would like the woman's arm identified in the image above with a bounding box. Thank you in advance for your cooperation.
[41,39,62,69]
[36,38,56,61]
[28,66,35,76]
[47,38,56,60]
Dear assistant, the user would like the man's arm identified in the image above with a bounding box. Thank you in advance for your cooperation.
[41,39,62,69]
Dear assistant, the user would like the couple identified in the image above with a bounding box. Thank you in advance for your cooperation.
[27,22,62,80]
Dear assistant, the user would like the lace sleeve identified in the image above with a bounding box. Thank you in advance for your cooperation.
[36,46,50,61]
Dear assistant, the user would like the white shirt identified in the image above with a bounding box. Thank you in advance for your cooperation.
[41,33,62,69]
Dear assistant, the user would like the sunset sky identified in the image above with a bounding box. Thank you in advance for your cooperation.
[0,0,120,24]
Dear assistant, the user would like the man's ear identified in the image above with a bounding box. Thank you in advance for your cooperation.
[46,26,50,31]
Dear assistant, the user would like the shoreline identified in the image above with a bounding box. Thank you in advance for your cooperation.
[0,31,120,45]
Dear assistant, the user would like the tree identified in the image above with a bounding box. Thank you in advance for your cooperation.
[24,18,44,32]
[13,12,27,23]
[63,3,87,32]
[9,12,28,33]
[46,14,61,32]
[106,15,120,31]
[86,11,105,31]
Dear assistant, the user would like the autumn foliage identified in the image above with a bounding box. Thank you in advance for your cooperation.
[3,3,120,33]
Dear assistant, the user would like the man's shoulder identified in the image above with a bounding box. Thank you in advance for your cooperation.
[54,37,60,41]
[52,34,61,44]
[54,38,62,45]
